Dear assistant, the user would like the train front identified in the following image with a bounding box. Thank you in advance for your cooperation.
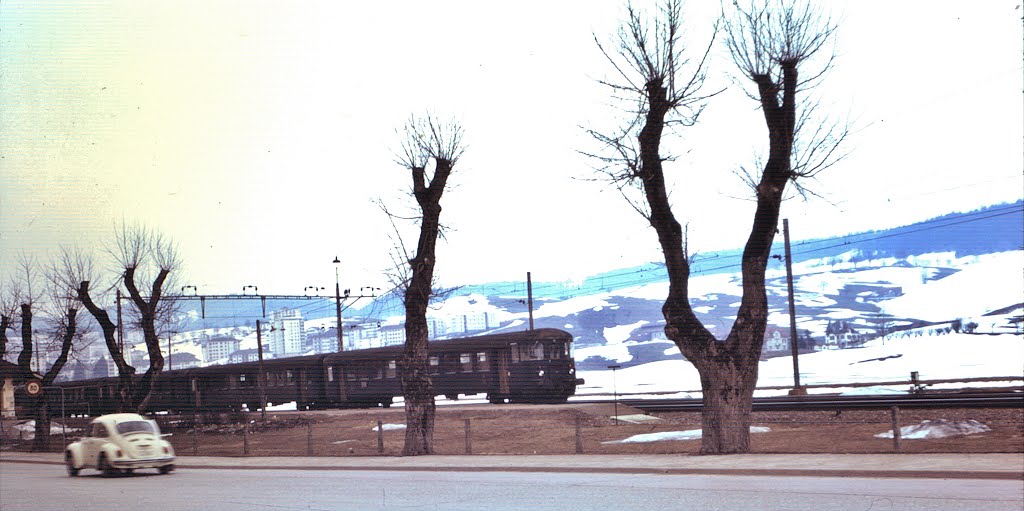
[508,329,583,403]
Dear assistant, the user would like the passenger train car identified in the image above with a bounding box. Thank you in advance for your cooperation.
[47,328,581,416]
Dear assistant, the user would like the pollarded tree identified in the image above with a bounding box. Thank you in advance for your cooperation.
[588,0,843,454]
[392,114,465,456]
[73,224,182,412]
[1,254,82,450]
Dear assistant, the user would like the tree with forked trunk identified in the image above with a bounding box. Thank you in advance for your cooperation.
[70,224,182,413]
[587,0,844,454]
[1,254,83,451]
[390,114,465,456]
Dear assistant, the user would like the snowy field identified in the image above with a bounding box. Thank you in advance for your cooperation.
[576,331,1024,399]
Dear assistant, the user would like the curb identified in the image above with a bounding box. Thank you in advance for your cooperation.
[3,458,1021,480]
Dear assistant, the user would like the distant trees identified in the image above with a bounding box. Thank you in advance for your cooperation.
[390,115,466,456]
[588,0,844,454]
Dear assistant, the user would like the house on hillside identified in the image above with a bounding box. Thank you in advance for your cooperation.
[229,347,266,364]
[824,320,867,349]
[763,329,790,353]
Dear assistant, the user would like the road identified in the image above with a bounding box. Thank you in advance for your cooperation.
[2,463,1021,511]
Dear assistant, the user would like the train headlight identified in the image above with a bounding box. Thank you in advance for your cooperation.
[538,370,545,377]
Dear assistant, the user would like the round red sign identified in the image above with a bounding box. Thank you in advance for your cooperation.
[25,378,43,397]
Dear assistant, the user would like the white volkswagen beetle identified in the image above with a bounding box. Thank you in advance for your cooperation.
[65,413,176,476]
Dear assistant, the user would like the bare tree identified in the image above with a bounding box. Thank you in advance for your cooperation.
[391,114,465,456]
[588,0,843,454]
[65,247,138,411]
[72,224,182,412]
[0,254,82,450]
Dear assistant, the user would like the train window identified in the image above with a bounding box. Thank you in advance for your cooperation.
[346,371,356,382]
[460,353,473,372]
[428,356,440,375]
[444,354,459,374]
[546,341,565,359]
[517,342,544,361]
[510,343,519,363]
[328,366,334,382]
[373,366,383,380]
[286,370,295,384]
[386,360,397,379]
[476,352,489,372]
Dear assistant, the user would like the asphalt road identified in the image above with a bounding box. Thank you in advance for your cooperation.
[2,463,1022,511]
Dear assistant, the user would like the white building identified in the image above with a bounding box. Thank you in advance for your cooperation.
[203,336,240,363]
[269,309,306,356]
[763,329,790,353]
[343,322,381,351]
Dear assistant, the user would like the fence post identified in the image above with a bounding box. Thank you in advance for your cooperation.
[307,422,314,456]
[575,417,584,454]
[464,419,472,455]
[377,420,384,454]
[890,406,902,452]
[192,429,198,456]
[243,424,250,456]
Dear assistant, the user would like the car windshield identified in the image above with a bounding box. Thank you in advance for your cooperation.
[116,420,156,436]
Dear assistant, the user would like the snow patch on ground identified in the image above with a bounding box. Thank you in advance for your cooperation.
[604,426,771,444]
[875,419,991,440]
[372,423,407,432]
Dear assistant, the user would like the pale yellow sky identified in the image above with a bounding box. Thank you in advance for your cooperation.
[2,0,1022,296]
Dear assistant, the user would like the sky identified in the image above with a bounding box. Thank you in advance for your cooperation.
[2,0,1022,298]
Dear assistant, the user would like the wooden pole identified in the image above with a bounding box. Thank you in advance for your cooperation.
[256,320,267,422]
[307,422,314,456]
[464,419,472,455]
[527,272,535,331]
[377,420,384,454]
[575,417,584,454]
[243,424,250,456]
[890,406,902,452]
[783,219,804,395]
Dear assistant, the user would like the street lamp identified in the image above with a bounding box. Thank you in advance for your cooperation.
[242,285,258,296]
[608,364,622,425]
[333,257,343,352]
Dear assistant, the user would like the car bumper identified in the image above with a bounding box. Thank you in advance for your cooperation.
[110,456,176,469]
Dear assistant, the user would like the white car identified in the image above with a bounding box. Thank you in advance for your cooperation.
[65,413,176,476]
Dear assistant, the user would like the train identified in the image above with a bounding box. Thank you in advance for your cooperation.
[44,328,582,416]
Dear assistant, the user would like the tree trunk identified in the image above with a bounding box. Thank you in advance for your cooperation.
[17,304,33,371]
[695,359,759,454]
[399,155,453,456]
[31,399,51,452]
[78,282,136,412]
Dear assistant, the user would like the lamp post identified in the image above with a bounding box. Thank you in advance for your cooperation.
[608,364,622,424]
[333,257,343,352]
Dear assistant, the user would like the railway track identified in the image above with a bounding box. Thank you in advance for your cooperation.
[608,391,1024,412]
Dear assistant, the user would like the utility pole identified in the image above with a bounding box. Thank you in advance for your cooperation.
[527,272,535,331]
[333,257,344,351]
[256,320,267,421]
[783,219,805,395]
[116,288,124,354]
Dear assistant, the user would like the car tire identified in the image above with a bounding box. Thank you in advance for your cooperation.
[97,453,117,477]
[158,465,174,475]
[65,452,79,477]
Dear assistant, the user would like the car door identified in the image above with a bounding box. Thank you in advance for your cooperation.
[83,422,108,465]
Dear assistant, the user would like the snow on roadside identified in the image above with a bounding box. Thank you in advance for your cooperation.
[604,426,771,444]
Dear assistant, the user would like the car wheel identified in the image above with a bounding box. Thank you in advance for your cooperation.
[97,454,118,477]
[65,452,79,477]
[158,465,174,475]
